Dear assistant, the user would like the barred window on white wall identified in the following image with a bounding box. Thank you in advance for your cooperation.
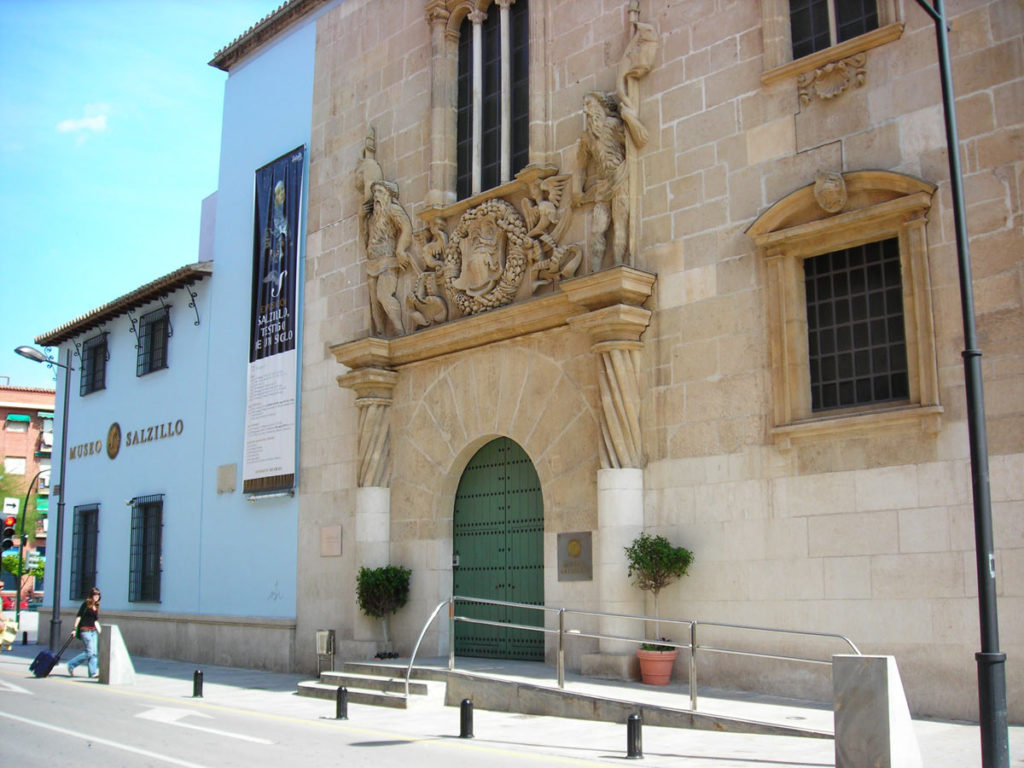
[80,333,108,396]
[129,495,163,603]
[70,504,99,601]
[136,308,170,377]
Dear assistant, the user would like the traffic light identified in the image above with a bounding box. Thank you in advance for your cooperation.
[1,515,16,551]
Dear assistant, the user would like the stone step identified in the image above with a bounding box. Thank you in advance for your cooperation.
[319,670,429,696]
[341,660,450,682]
[296,680,409,709]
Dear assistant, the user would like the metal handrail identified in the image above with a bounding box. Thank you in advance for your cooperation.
[405,599,449,698]
[405,595,861,709]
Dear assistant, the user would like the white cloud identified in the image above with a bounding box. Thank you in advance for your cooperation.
[56,103,110,141]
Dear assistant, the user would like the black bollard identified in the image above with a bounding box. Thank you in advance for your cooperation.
[459,698,474,738]
[22,631,28,645]
[335,686,349,719]
[626,713,642,759]
[192,670,204,698]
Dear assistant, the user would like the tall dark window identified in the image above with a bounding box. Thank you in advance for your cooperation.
[137,308,170,376]
[456,0,529,199]
[80,334,108,396]
[804,238,908,412]
[70,504,99,600]
[129,495,163,603]
[790,0,878,59]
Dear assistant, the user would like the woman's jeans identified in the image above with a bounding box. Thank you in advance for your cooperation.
[67,630,98,677]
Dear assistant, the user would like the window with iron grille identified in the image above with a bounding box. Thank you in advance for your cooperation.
[790,0,878,59]
[70,504,99,600]
[80,334,108,395]
[129,495,162,603]
[137,308,170,376]
[804,238,908,412]
[456,0,529,200]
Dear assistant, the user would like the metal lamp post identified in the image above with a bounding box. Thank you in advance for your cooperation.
[15,345,72,650]
[911,2,1009,766]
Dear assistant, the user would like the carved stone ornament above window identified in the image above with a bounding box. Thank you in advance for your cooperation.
[797,53,866,105]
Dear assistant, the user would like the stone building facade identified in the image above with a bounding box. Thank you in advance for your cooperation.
[285,0,1021,721]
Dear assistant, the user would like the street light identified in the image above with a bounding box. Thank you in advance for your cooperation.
[911,2,1008,766]
[14,345,72,650]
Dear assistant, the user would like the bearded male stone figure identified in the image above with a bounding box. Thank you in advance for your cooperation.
[575,91,629,272]
[365,180,412,336]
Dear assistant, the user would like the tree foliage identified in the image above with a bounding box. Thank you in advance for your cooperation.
[356,565,412,619]
[624,532,694,598]
[1,554,44,580]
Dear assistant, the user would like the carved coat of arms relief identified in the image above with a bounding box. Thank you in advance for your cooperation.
[355,149,585,336]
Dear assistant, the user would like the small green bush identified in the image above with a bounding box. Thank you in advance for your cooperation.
[356,565,412,619]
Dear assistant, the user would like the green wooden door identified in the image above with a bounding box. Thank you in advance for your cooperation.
[453,437,544,660]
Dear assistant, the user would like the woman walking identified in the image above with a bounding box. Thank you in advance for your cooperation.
[67,587,101,677]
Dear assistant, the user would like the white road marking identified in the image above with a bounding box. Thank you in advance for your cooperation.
[136,706,273,744]
[0,710,211,768]
[0,678,32,694]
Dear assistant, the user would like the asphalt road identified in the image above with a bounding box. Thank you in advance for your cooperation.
[2,661,752,768]
[2,645,1020,768]
[1,672,614,768]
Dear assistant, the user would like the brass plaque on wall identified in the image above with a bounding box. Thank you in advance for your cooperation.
[557,531,593,581]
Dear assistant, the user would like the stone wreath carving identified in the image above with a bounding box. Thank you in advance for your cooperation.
[443,198,535,315]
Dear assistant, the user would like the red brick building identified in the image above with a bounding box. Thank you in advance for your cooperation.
[1,384,55,600]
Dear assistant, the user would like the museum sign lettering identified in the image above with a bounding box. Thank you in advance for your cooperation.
[68,418,185,461]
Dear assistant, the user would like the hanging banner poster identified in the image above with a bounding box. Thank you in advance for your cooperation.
[243,146,305,494]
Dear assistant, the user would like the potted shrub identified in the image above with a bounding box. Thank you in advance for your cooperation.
[624,532,694,685]
[356,564,412,658]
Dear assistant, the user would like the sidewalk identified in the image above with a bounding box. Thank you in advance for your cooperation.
[1,640,1019,767]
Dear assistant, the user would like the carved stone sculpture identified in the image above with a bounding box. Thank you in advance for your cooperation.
[576,91,628,273]
[407,217,449,329]
[354,127,384,205]
[355,122,583,336]
[443,198,537,315]
[814,171,848,214]
[520,170,582,290]
[797,54,867,105]
[366,180,413,336]
[616,6,658,150]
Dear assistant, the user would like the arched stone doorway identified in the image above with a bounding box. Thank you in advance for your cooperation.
[453,436,544,660]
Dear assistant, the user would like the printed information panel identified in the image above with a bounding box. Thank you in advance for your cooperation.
[243,146,305,493]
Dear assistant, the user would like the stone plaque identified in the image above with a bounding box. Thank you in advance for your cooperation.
[216,463,237,494]
[557,531,593,581]
[320,525,342,557]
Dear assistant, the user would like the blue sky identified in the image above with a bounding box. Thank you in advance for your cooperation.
[1,0,284,389]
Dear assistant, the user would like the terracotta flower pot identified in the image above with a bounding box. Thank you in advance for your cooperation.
[636,648,678,685]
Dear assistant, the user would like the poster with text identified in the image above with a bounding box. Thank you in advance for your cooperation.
[243,146,305,493]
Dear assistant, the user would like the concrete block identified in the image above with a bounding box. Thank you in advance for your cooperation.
[98,624,136,686]
[833,655,922,768]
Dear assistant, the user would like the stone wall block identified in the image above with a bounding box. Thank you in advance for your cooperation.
[808,511,899,557]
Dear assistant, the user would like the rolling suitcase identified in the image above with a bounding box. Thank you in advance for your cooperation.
[29,635,75,678]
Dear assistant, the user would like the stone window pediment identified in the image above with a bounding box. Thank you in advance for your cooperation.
[747,171,942,445]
